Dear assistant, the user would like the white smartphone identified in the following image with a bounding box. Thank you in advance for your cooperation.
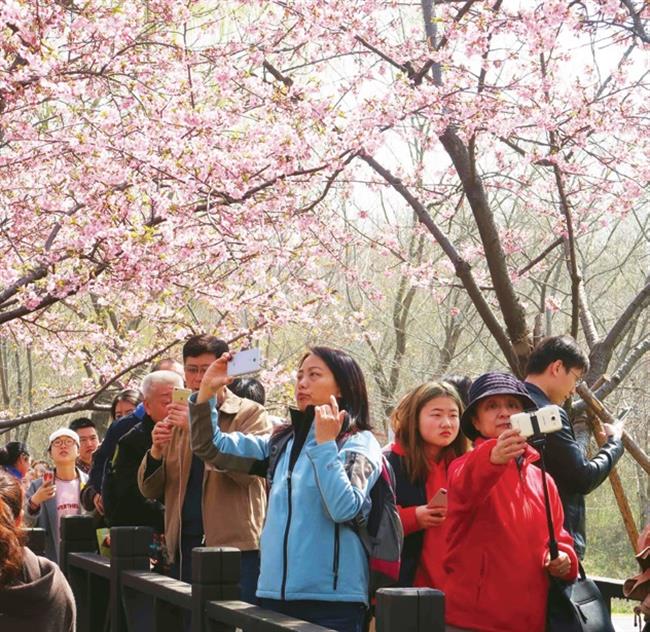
[172,387,192,404]
[509,405,563,438]
[428,487,448,508]
[227,348,262,377]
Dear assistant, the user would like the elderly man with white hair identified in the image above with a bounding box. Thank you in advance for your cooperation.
[104,370,183,531]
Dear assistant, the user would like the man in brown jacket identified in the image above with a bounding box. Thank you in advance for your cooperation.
[138,335,270,602]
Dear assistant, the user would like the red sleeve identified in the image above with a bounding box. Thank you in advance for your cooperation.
[448,440,507,511]
[398,504,421,536]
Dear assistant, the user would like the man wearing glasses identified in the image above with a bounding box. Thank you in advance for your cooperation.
[524,335,624,560]
[24,428,89,564]
[138,334,270,601]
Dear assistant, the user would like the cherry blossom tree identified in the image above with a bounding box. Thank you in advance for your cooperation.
[1,0,648,435]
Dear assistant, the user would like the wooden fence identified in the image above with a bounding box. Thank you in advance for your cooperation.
[23,516,631,632]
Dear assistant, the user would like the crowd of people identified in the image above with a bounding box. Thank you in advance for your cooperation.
[0,333,632,632]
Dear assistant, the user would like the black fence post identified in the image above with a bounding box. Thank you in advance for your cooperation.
[60,515,97,576]
[375,587,445,632]
[23,527,46,556]
[110,526,153,632]
[191,547,241,632]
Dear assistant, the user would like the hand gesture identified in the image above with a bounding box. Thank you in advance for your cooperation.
[197,353,234,404]
[93,492,105,516]
[31,480,56,507]
[150,420,173,460]
[167,401,189,431]
[314,395,346,444]
[545,550,572,578]
[601,420,624,441]
[490,428,527,465]
[415,504,447,529]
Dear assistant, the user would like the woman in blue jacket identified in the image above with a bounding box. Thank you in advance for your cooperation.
[189,346,382,632]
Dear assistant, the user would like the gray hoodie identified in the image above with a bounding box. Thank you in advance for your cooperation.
[0,547,75,631]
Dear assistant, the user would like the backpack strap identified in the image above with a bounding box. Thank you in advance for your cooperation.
[266,426,294,487]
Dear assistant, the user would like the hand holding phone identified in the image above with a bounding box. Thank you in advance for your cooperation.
[227,348,262,377]
[42,470,54,485]
[428,488,448,508]
[150,421,174,459]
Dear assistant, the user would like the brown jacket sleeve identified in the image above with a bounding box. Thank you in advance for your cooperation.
[137,450,166,499]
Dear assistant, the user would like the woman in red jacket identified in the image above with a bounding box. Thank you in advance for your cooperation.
[443,372,578,632]
[385,381,468,589]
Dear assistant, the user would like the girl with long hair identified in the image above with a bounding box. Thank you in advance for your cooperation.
[190,346,381,632]
[0,471,75,630]
[385,381,467,589]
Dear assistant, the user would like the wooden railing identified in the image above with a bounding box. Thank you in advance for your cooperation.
[58,516,446,632]
[51,516,635,631]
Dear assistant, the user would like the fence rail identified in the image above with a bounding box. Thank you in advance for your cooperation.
[53,515,634,632]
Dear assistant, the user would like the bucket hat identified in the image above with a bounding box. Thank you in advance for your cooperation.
[460,372,536,441]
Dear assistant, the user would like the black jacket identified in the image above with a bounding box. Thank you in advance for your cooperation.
[385,447,427,587]
[525,382,624,559]
[104,415,164,531]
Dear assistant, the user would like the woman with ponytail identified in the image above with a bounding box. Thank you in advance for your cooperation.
[0,471,75,630]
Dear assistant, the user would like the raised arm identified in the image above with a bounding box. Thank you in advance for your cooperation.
[189,353,271,473]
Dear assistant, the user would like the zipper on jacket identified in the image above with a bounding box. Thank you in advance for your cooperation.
[333,523,340,590]
[280,470,293,600]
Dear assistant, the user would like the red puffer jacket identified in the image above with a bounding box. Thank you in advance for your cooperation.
[443,439,578,632]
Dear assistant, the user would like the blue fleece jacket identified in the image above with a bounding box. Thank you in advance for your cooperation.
[189,397,381,605]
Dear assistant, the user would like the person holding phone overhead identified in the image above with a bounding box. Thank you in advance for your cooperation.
[385,382,468,589]
[189,346,382,632]
[138,335,270,598]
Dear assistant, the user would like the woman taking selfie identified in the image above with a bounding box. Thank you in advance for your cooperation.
[443,372,578,632]
[189,346,382,632]
[0,472,75,630]
[385,381,467,589]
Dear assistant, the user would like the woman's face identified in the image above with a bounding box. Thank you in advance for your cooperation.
[472,394,524,438]
[17,453,30,476]
[295,353,341,411]
[114,399,136,421]
[418,396,460,449]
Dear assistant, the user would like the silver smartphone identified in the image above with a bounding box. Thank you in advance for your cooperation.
[227,348,262,377]
[509,405,563,438]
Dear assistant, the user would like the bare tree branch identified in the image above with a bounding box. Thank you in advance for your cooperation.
[587,280,650,382]
[360,153,521,373]
[575,336,650,410]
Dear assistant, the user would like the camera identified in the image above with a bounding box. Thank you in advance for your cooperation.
[509,405,563,438]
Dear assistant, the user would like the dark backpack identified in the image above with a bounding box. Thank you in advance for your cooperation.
[266,428,403,597]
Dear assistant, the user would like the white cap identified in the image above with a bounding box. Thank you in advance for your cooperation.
[48,428,80,448]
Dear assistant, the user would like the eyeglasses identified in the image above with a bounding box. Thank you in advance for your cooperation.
[51,439,76,448]
[568,368,584,386]
[184,365,211,376]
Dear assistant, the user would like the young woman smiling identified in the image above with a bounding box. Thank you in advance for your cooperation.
[385,382,467,589]
[189,346,382,632]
